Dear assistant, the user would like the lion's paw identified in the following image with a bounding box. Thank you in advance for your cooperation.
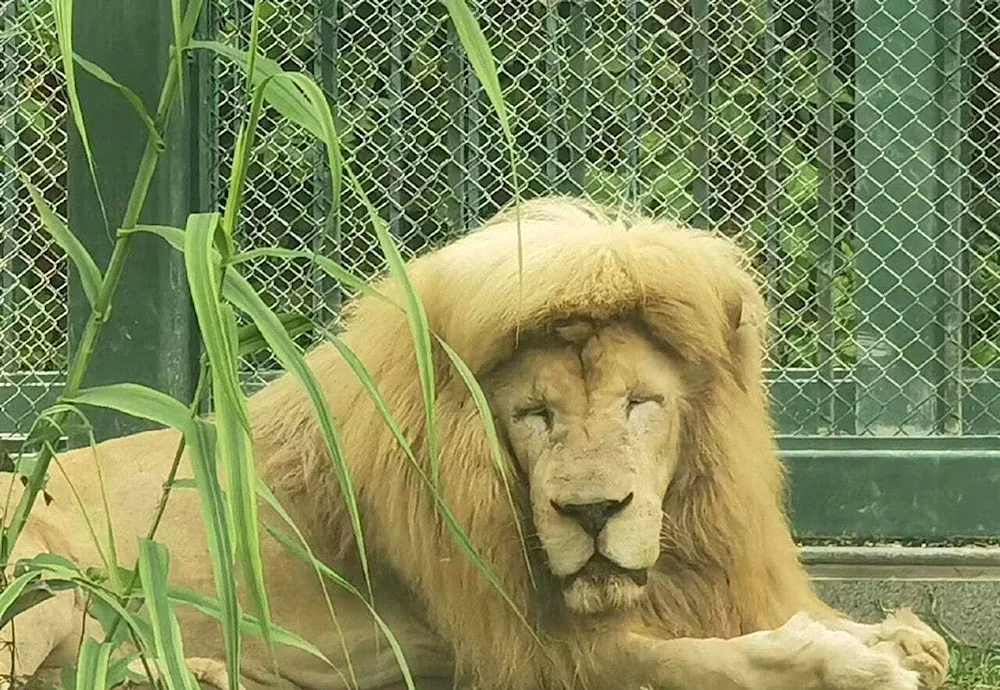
[779,614,920,690]
[867,609,949,690]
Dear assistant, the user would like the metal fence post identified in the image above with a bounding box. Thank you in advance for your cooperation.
[66,2,209,443]
[852,0,967,436]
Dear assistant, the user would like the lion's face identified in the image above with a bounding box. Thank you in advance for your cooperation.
[487,321,686,615]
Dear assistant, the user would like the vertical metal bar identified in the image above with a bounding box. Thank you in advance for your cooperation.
[193,0,220,217]
[464,0,484,227]
[624,0,642,205]
[66,0,203,443]
[762,0,786,367]
[388,0,406,239]
[815,0,839,429]
[313,0,342,326]
[544,2,562,189]
[935,0,967,434]
[564,0,587,195]
[0,0,19,377]
[444,17,468,232]
[852,0,960,435]
[690,0,714,229]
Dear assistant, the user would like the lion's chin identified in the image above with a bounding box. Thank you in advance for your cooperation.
[562,575,645,614]
[559,555,648,615]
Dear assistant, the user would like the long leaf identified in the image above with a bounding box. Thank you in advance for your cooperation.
[183,419,242,690]
[137,539,198,690]
[19,559,155,654]
[64,383,194,431]
[75,639,112,690]
[166,584,334,668]
[275,71,440,487]
[50,0,109,232]
[321,335,540,643]
[222,272,371,603]
[72,53,164,151]
[253,481,357,690]
[435,336,534,588]
[237,312,315,359]
[183,213,244,423]
[170,0,185,109]
[263,521,415,690]
[231,248,385,303]
[184,212,274,661]
[23,177,102,306]
[188,41,324,138]
[0,570,42,622]
[443,0,523,299]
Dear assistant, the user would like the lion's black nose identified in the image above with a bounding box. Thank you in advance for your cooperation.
[551,493,634,537]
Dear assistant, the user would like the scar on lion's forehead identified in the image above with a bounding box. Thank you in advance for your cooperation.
[549,318,612,375]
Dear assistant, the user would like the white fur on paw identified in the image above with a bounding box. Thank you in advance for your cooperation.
[870,609,950,690]
[779,613,920,690]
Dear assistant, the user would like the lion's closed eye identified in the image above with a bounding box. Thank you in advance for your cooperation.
[514,404,553,431]
[626,394,663,418]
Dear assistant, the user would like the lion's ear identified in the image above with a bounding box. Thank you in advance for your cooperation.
[724,289,767,393]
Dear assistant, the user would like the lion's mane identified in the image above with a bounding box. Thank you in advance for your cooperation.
[247,197,822,689]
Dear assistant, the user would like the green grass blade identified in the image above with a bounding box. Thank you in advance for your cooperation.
[442,0,510,143]
[209,301,275,666]
[21,560,155,653]
[237,312,314,359]
[23,176,102,306]
[221,0,265,240]
[75,638,112,690]
[184,419,242,690]
[0,570,42,622]
[253,481,357,689]
[443,0,523,296]
[121,224,186,251]
[165,584,334,668]
[183,213,245,424]
[263,522,415,690]
[347,175,439,484]
[320,336,540,643]
[170,0,184,109]
[232,248,386,303]
[244,0,262,88]
[63,383,194,430]
[183,213,273,661]
[50,0,109,232]
[435,336,534,589]
[221,272,372,603]
[188,41,324,138]
[72,53,164,152]
[137,539,199,690]
[277,72,439,485]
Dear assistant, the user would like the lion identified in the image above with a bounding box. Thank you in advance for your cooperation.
[1,196,948,690]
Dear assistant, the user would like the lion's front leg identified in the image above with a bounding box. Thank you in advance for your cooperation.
[609,613,920,690]
[820,608,949,689]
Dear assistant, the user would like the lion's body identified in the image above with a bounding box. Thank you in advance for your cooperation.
[1,197,947,690]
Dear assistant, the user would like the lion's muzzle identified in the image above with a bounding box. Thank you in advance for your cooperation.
[549,492,634,537]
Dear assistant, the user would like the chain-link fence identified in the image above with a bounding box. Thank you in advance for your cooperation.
[1,0,68,438]
[2,0,999,440]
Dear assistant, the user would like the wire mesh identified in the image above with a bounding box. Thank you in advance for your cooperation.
[1,0,68,436]
[1,0,998,438]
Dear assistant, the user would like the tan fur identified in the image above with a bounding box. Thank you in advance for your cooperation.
[1,197,947,690]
